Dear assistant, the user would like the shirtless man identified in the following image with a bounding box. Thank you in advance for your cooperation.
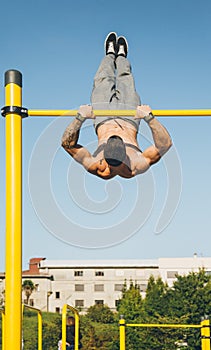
[61,33,172,180]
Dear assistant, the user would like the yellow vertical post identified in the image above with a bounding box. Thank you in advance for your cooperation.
[62,306,67,350]
[201,317,210,350]
[38,310,43,350]
[4,70,23,350]
[74,311,79,350]
[119,316,126,350]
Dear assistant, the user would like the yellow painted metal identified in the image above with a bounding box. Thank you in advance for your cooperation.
[28,109,211,117]
[62,304,80,350]
[22,304,42,350]
[124,321,209,349]
[119,318,126,350]
[126,323,201,328]
[201,318,210,350]
[5,80,22,349]
[0,309,5,350]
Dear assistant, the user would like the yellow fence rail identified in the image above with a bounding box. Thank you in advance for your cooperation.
[22,304,42,350]
[28,109,211,117]
[62,304,80,350]
[119,317,210,350]
[0,309,5,350]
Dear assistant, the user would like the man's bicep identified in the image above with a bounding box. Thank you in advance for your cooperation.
[64,144,93,167]
[142,145,161,165]
[132,147,161,175]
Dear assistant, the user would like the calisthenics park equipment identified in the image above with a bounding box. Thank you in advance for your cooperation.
[1,69,211,350]
[62,304,80,350]
[22,304,43,350]
[119,316,211,350]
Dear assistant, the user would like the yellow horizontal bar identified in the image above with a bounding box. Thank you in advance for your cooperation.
[28,109,211,117]
[126,323,201,328]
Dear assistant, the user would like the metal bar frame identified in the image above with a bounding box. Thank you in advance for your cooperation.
[22,304,42,350]
[2,69,211,349]
[119,318,210,350]
[4,70,22,350]
[28,109,211,117]
[62,304,80,350]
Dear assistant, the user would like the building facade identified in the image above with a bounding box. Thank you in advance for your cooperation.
[0,255,211,313]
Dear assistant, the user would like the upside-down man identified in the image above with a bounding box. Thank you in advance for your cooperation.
[62,32,172,180]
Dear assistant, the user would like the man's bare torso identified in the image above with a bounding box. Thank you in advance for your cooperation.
[90,118,148,179]
[97,118,138,145]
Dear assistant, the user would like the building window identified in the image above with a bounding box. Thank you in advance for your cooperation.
[139,284,147,292]
[94,284,104,292]
[115,300,120,307]
[115,270,124,276]
[55,307,60,313]
[114,284,124,291]
[95,271,104,276]
[74,271,83,277]
[167,271,178,279]
[75,300,84,307]
[55,291,60,299]
[75,284,84,292]
[95,300,104,305]
[35,284,40,292]
[29,299,34,306]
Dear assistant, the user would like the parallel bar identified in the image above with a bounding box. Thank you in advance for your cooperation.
[62,304,80,350]
[22,304,42,350]
[28,109,211,117]
[126,323,201,328]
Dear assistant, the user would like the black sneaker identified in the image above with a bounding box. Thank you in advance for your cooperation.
[116,36,128,57]
[104,32,117,55]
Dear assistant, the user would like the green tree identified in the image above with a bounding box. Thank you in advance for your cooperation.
[117,280,144,322]
[164,269,211,350]
[86,303,115,324]
[144,275,169,318]
[22,280,35,305]
[116,281,144,350]
[167,269,211,323]
[80,318,98,350]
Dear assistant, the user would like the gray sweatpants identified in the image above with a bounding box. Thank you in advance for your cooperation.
[91,54,141,132]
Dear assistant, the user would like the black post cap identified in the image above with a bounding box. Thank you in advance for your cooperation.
[5,70,22,87]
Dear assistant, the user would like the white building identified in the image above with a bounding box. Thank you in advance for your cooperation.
[0,255,211,313]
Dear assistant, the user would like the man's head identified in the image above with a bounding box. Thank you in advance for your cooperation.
[104,135,126,167]
[67,316,75,325]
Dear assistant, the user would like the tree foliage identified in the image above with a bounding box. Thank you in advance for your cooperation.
[1,270,210,349]
[166,269,211,324]
[116,270,211,349]
[86,303,115,324]
[117,280,144,322]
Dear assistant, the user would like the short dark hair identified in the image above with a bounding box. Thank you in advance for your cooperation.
[104,135,126,167]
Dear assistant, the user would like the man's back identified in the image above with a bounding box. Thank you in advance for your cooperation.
[66,325,74,344]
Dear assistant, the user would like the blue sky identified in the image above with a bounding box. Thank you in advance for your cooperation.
[0,0,211,271]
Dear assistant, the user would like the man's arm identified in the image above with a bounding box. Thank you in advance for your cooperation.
[61,105,96,171]
[135,105,172,168]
